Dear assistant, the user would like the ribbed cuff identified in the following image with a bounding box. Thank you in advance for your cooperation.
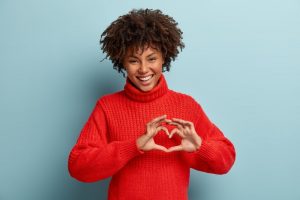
[189,140,218,162]
[119,139,145,160]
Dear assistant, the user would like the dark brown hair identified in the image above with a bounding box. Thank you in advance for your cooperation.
[100,8,185,75]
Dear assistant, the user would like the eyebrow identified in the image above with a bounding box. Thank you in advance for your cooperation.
[128,53,157,59]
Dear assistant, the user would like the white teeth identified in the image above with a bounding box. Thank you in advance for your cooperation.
[138,75,152,81]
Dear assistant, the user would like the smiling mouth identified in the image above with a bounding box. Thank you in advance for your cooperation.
[137,75,154,82]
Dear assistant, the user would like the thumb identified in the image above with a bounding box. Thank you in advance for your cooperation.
[167,145,183,152]
[153,144,169,152]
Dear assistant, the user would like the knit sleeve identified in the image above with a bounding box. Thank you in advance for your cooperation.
[182,101,236,174]
[68,100,144,183]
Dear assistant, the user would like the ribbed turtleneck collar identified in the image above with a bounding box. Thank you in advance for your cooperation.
[124,74,169,102]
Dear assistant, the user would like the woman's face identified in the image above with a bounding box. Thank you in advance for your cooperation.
[122,45,164,92]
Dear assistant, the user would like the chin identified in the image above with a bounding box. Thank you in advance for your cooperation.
[139,85,154,92]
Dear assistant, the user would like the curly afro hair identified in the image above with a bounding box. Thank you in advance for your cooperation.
[100,8,185,75]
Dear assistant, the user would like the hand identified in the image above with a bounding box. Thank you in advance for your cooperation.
[136,115,170,152]
[166,118,202,153]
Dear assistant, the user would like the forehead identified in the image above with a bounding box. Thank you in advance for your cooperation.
[125,44,160,57]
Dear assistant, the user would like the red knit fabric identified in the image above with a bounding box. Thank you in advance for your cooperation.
[68,74,236,200]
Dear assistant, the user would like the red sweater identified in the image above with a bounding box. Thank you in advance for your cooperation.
[68,74,236,200]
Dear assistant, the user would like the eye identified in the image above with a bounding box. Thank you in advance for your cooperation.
[129,59,138,64]
[148,57,157,62]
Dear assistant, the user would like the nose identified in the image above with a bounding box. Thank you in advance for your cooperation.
[138,62,148,74]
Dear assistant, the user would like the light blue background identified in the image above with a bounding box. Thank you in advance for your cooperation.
[1,0,299,199]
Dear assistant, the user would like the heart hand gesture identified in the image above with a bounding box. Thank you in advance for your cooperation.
[136,115,202,153]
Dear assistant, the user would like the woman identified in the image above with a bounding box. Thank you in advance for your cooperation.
[68,8,236,200]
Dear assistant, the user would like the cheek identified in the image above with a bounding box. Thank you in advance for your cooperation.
[127,70,135,78]
[125,66,137,75]
[155,63,163,72]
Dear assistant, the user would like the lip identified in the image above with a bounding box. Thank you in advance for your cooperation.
[136,74,154,78]
[136,74,154,85]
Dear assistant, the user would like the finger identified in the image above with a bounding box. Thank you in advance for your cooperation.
[166,121,184,131]
[172,118,191,125]
[146,115,167,132]
[159,126,170,136]
[149,115,167,126]
[183,126,191,134]
[167,145,184,152]
[165,119,172,123]
[169,121,192,135]
[152,115,167,123]
[155,126,170,136]
[172,118,194,127]
[169,128,184,138]
[153,144,168,152]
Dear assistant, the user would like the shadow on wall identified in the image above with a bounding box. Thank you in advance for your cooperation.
[67,178,111,200]
[65,64,124,200]
[188,171,211,200]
